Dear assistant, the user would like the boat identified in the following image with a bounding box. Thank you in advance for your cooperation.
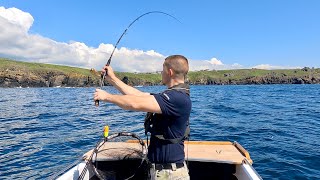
[55,132,262,180]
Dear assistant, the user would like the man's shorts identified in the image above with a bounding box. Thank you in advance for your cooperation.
[149,162,190,180]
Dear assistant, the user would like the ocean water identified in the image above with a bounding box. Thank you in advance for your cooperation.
[0,85,319,179]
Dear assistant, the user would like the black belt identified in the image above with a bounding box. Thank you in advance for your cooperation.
[154,163,184,170]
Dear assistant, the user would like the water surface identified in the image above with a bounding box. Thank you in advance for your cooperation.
[0,85,319,179]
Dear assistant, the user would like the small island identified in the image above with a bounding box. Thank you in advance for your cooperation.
[1,58,319,88]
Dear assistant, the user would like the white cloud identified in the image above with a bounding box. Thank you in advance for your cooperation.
[207,58,223,65]
[252,64,301,70]
[0,6,166,72]
[0,7,33,32]
[1,6,297,72]
[189,58,243,71]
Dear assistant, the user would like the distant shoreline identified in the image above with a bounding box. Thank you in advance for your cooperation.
[1,58,320,88]
[2,84,320,90]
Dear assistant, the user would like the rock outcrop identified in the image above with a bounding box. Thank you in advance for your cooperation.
[0,70,100,88]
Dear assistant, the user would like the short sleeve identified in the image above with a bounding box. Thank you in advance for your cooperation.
[153,90,189,117]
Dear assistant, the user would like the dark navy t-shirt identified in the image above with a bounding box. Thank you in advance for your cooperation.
[147,89,191,163]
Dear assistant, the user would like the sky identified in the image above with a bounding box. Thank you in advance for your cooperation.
[1,0,319,72]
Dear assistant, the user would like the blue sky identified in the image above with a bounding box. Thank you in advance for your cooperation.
[1,0,319,72]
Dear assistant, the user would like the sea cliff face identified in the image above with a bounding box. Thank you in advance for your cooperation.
[0,70,99,88]
[192,73,320,85]
[0,58,101,88]
[1,58,320,87]
[187,67,320,85]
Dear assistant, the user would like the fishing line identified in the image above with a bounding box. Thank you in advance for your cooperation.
[95,11,181,106]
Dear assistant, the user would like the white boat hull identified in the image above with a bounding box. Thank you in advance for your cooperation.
[56,141,262,180]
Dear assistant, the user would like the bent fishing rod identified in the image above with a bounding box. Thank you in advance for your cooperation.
[95,11,181,106]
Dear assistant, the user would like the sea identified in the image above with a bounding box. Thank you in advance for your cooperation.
[0,85,319,179]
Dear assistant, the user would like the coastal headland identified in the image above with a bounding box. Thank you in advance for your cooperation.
[1,58,319,88]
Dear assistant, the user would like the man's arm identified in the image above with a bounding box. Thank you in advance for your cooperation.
[94,89,161,113]
[103,66,149,96]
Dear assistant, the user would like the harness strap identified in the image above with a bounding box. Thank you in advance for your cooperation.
[153,126,190,144]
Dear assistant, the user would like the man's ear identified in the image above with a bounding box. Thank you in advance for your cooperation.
[169,68,174,77]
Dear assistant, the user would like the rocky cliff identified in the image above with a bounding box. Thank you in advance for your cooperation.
[0,58,100,88]
[1,58,320,87]
[0,68,100,88]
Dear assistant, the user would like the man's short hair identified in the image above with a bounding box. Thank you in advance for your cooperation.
[164,55,189,79]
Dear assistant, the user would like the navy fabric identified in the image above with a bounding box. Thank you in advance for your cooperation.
[148,89,191,163]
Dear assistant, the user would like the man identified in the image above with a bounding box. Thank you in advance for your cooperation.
[94,55,191,180]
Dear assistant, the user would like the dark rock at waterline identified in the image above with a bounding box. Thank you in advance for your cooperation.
[2,72,320,87]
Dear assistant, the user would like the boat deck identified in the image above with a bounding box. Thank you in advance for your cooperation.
[83,141,252,165]
[184,141,252,164]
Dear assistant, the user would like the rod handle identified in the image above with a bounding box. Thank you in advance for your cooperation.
[95,100,100,106]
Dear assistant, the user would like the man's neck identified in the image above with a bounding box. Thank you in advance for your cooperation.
[166,79,185,88]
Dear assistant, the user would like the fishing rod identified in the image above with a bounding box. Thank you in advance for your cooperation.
[95,11,181,106]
